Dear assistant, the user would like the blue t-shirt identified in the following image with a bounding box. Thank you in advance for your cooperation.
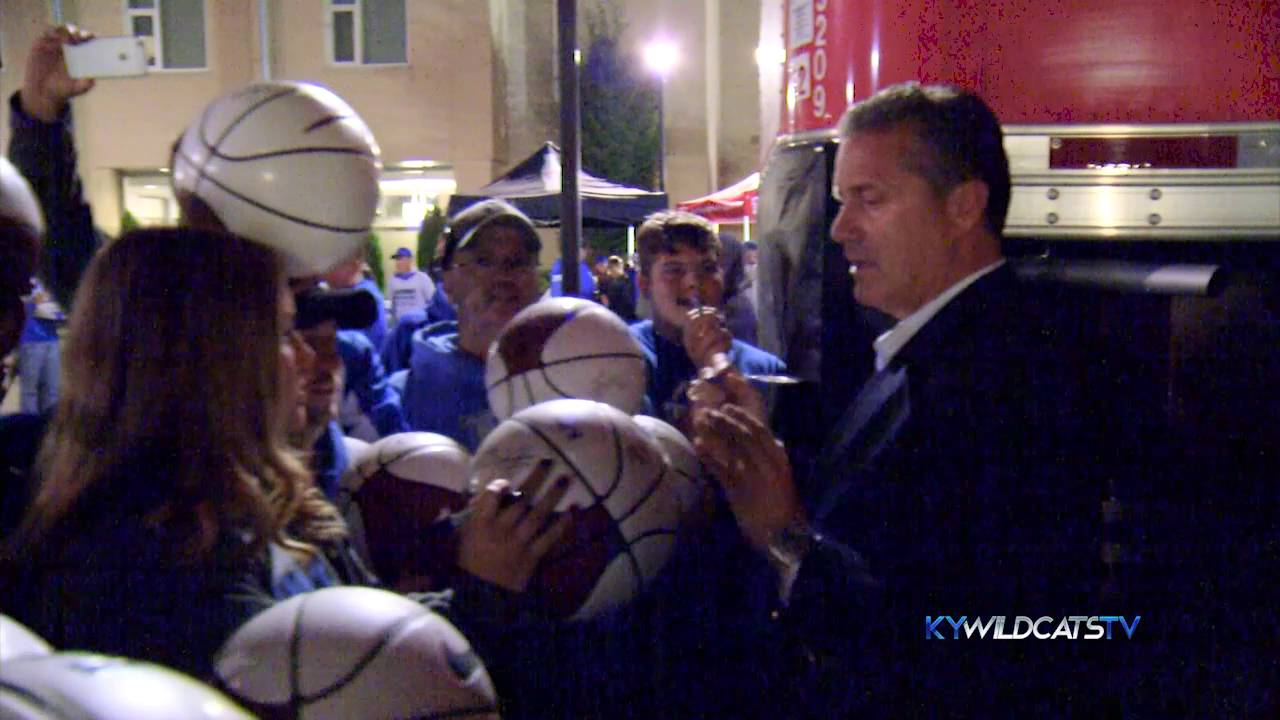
[310,420,351,502]
[629,319,787,425]
[21,281,62,344]
[380,286,458,373]
[428,283,457,322]
[352,278,388,352]
[401,324,497,452]
[337,330,408,438]
[549,258,597,300]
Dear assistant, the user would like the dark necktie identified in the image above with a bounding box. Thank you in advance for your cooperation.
[814,364,909,522]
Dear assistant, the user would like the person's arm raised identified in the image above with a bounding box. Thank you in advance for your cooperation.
[9,25,104,309]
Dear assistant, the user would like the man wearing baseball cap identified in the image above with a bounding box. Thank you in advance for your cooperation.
[290,284,400,499]
[400,199,542,450]
[387,246,436,324]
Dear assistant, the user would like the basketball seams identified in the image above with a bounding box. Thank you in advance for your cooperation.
[298,610,433,705]
[511,417,619,567]
[207,146,377,163]
[194,86,296,193]
[200,86,296,155]
[479,403,680,618]
[518,374,536,413]
[484,352,645,392]
[351,436,434,485]
[304,114,349,133]
[604,418,647,598]
[288,593,309,715]
[0,680,65,717]
[532,363,572,403]
[513,417,606,509]
[173,150,373,233]
[610,454,668,529]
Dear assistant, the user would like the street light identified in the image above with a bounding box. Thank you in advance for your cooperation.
[643,39,678,192]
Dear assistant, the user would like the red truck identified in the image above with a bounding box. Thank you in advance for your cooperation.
[757,2,1278,709]
[759,0,1278,423]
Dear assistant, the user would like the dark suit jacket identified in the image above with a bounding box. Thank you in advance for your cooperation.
[786,265,1121,715]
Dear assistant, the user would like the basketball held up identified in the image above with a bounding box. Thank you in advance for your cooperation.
[0,20,1144,720]
[0,26,587,719]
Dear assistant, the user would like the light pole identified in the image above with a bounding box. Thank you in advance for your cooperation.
[643,39,677,192]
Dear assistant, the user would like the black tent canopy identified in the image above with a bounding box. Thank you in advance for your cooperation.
[446,142,668,226]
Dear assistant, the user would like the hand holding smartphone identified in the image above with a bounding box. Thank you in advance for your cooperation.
[63,36,148,79]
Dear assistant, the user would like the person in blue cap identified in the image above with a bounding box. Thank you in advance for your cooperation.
[387,246,436,324]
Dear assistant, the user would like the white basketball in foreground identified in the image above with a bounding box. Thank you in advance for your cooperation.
[216,586,498,720]
[0,614,52,661]
[0,652,253,720]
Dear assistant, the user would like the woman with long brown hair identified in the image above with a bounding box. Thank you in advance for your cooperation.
[0,226,572,679]
[0,227,334,674]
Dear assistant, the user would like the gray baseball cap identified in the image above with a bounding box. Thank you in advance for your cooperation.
[442,199,540,269]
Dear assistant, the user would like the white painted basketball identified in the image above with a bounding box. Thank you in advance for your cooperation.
[632,414,705,526]
[0,653,253,720]
[171,81,381,276]
[471,399,681,620]
[484,298,646,420]
[0,614,52,661]
[340,432,472,586]
[0,158,44,236]
[215,586,498,720]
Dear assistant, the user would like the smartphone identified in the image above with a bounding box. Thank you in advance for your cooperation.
[63,37,149,79]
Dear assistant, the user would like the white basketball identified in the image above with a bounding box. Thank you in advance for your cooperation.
[471,399,681,620]
[0,158,44,236]
[484,297,647,420]
[215,586,499,720]
[0,615,52,661]
[340,433,472,587]
[171,81,381,276]
[632,415,705,526]
[0,652,253,720]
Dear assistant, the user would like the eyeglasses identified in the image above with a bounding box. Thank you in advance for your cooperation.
[451,255,538,273]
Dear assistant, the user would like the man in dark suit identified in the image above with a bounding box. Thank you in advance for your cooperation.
[691,83,1118,715]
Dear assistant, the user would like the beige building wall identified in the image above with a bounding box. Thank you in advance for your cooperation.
[270,0,496,193]
[478,0,766,209]
[1,0,496,246]
[0,3,58,148]
[615,0,762,205]
[717,0,763,186]
[489,0,558,170]
[4,0,764,265]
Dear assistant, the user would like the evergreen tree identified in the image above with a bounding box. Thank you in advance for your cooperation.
[364,232,386,290]
[417,205,446,272]
[582,2,660,190]
[581,1,660,256]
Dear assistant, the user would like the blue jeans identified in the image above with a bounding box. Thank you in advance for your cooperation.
[18,340,60,415]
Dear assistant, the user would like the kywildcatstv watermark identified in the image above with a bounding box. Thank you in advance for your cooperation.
[924,615,1141,640]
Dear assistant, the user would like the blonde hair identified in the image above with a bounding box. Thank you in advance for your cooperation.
[15,228,340,562]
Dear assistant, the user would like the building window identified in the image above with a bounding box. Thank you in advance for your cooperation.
[121,172,180,228]
[373,167,456,229]
[125,0,206,70]
[328,0,407,65]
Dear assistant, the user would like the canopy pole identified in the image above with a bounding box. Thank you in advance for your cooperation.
[627,225,636,258]
[558,0,582,297]
[743,216,751,244]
